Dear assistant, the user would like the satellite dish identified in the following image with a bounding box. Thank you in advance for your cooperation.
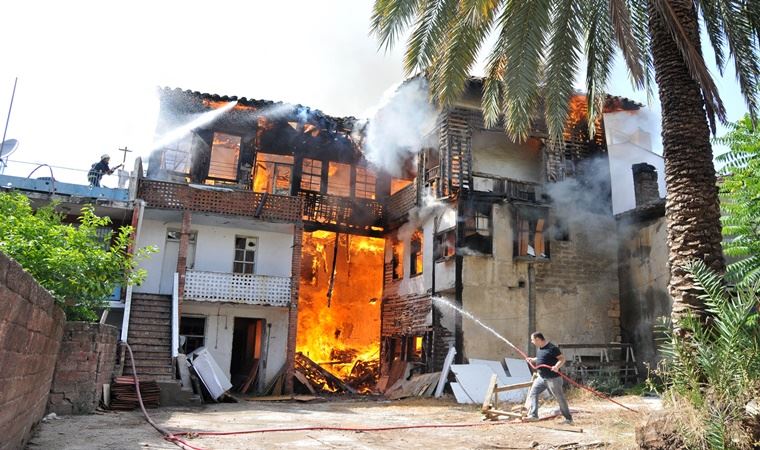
[0,139,19,158]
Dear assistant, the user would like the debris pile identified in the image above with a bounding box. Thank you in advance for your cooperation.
[109,376,160,410]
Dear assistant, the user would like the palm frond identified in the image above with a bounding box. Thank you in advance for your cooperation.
[499,0,552,141]
[628,0,655,100]
[583,0,615,136]
[609,0,645,87]
[403,0,458,75]
[684,259,727,305]
[429,0,500,106]
[482,50,507,128]
[544,0,583,141]
[371,0,421,52]
[650,0,727,131]
[694,0,727,72]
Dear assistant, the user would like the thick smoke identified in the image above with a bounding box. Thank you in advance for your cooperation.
[360,78,438,177]
[545,156,619,254]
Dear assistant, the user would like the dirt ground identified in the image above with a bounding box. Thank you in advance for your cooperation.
[27,394,660,449]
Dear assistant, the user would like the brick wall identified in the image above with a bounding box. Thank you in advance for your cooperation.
[0,252,66,450]
[285,224,303,394]
[47,322,119,415]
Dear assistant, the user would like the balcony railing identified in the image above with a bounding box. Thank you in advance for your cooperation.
[184,270,291,306]
[299,191,384,231]
[138,179,302,223]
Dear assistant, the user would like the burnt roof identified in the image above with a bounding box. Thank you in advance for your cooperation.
[157,87,361,133]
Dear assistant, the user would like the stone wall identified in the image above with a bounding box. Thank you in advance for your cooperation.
[0,252,66,450]
[47,322,119,415]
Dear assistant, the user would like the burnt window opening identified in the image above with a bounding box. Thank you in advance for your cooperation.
[234,236,257,274]
[327,162,351,197]
[161,133,193,175]
[434,228,456,261]
[514,208,550,259]
[355,166,377,200]
[208,132,241,181]
[391,239,404,280]
[300,158,322,192]
[462,203,493,255]
[253,153,294,195]
[423,146,440,186]
[179,316,206,354]
[410,229,423,277]
[553,218,570,241]
[406,335,425,360]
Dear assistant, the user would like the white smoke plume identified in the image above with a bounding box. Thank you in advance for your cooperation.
[360,78,438,177]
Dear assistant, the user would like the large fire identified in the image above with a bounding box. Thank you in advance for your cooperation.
[297,231,385,392]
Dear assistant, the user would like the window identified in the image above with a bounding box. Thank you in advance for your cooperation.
[327,162,351,197]
[253,153,294,195]
[462,203,493,255]
[208,132,241,181]
[391,239,404,280]
[355,167,377,199]
[162,134,193,174]
[410,229,423,276]
[179,316,205,354]
[434,229,456,260]
[514,208,550,259]
[234,237,257,274]
[301,158,322,192]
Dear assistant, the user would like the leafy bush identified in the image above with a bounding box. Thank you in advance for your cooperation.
[652,260,760,449]
[0,192,154,321]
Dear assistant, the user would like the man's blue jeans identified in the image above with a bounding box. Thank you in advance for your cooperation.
[528,375,572,420]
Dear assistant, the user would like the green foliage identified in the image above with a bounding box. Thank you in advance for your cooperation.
[653,260,760,449]
[0,192,154,321]
[585,366,626,396]
[715,115,760,288]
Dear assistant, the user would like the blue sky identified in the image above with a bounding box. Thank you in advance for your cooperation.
[0,0,748,185]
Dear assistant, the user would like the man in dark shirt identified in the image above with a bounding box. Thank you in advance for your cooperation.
[525,331,573,424]
[88,154,114,187]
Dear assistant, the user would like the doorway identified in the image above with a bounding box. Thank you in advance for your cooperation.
[159,230,196,295]
[230,317,265,393]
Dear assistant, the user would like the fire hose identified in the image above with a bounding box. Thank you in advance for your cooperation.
[122,341,636,450]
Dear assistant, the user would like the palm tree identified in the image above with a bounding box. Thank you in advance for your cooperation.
[371,0,760,328]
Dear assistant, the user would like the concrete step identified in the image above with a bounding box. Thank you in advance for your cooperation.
[131,303,172,313]
[130,310,171,320]
[129,317,171,327]
[128,329,171,340]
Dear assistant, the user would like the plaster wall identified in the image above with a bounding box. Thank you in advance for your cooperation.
[471,131,542,183]
[135,218,293,294]
[617,216,670,374]
[604,109,666,214]
[181,301,290,386]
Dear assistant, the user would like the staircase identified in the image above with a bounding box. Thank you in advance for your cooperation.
[124,293,175,381]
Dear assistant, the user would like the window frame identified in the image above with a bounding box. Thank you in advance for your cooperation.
[354,166,377,200]
[253,153,294,195]
[300,158,323,192]
[409,229,424,277]
[513,206,551,260]
[179,315,206,354]
[208,132,242,182]
[233,236,258,274]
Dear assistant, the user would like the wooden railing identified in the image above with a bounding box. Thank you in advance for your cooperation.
[138,179,302,222]
[184,270,291,306]
[299,191,384,231]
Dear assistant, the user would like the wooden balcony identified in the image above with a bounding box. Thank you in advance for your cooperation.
[183,270,291,306]
[299,191,384,235]
[138,179,302,223]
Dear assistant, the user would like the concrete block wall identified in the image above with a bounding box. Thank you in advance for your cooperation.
[0,252,66,450]
[48,322,119,415]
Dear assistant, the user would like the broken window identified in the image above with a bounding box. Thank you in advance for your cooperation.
[208,132,241,181]
[434,228,456,261]
[355,166,377,199]
[514,207,550,259]
[327,162,351,197]
[462,203,493,255]
[253,153,294,195]
[301,158,322,192]
[179,316,205,354]
[234,236,257,274]
[410,229,423,276]
[391,239,404,280]
[162,133,193,174]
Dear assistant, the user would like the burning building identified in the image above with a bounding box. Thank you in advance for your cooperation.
[119,80,663,397]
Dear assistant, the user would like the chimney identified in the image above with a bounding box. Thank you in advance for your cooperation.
[632,163,660,207]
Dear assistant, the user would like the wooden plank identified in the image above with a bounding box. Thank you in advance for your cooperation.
[530,424,584,433]
[294,370,316,394]
[239,358,260,394]
[434,346,457,398]
[483,409,522,418]
[481,374,497,412]
[494,381,534,392]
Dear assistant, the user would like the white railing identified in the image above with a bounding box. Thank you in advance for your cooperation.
[172,272,179,358]
[184,270,291,306]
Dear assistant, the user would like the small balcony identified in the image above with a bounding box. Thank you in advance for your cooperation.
[183,270,291,306]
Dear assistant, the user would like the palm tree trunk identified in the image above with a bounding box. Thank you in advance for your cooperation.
[648,0,725,326]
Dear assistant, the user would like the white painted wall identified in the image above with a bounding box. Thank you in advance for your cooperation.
[134,218,293,294]
[181,301,289,386]
[604,109,666,214]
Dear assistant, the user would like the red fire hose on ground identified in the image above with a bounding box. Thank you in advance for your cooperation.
[122,342,637,450]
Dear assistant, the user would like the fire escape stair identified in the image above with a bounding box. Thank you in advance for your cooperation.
[125,294,175,381]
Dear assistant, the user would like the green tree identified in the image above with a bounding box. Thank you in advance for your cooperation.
[371,0,760,327]
[715,114,760,288]
[0,192,153,321]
